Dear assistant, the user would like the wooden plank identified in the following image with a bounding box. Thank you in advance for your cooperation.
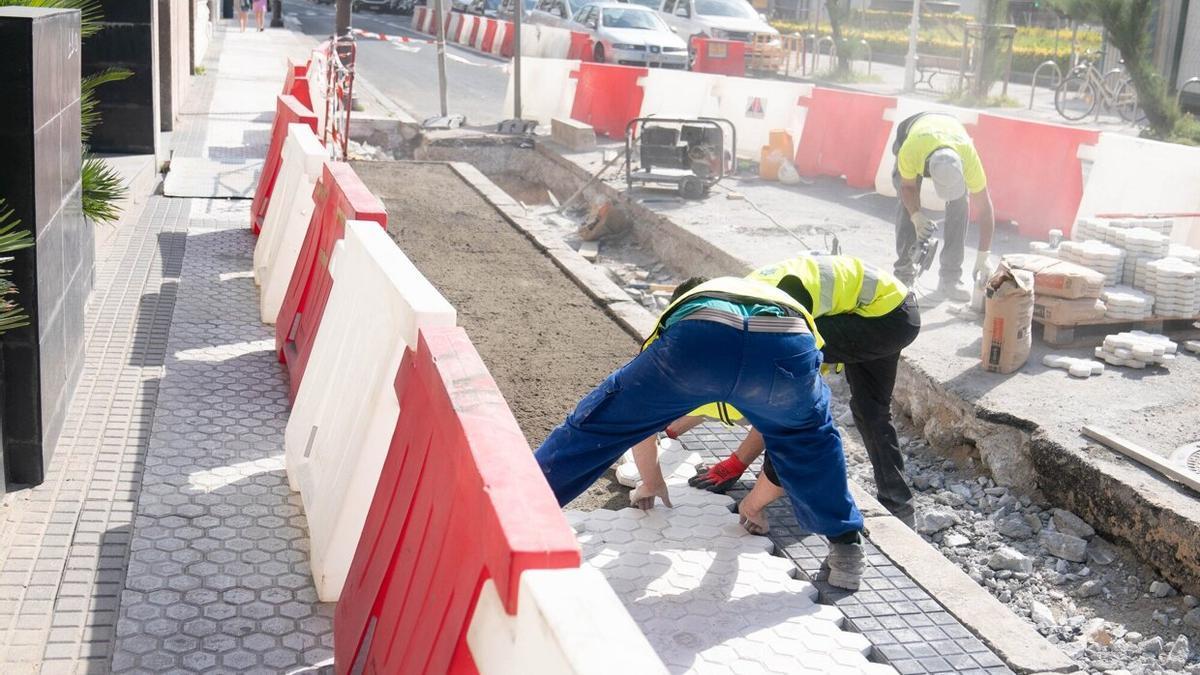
[1082,426,1200,496]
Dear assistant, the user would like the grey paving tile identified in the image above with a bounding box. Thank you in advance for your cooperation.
[679,422,1015,675]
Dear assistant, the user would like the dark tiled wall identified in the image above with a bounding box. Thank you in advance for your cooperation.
[83,0,161,154]
[0,7,93,486]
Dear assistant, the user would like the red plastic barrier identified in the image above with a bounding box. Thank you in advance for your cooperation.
[274,163,386,400]
[466,15,482,47]
[794,88,896,189]
[970,113,1099,238]
[690,38,746,76]
[283,58,312,111]
[480,18,499,53]
[333,327,580,675]
[250,95,318,236]
[567,31,593,61]
[570,62,647,138]
[412,6,426,32]
[499,20,516,58]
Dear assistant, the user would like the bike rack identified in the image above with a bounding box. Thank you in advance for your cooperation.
[781,33,806,78]
[815,35,835,73]
[806,33,817,73]
[1178,77,1200,104]
[1029,60,1062,109]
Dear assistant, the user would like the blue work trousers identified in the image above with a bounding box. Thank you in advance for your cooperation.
[534,317,863,537]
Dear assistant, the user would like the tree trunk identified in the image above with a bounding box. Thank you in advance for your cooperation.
[1098,0,1179,138]
[826,0,850,75]
[336,0,351,36]
[972,0,1009,99]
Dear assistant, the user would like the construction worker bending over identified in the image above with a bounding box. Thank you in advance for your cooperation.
[892,112,995,300]
[633,256,921,535]
[534,277,866,590]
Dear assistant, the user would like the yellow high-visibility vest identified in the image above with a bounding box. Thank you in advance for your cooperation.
[748,255,908,318]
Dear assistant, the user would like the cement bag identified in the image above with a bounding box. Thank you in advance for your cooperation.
[1001,253,1105,300]
[1032,296,1106,325]
[982,262,1034,374]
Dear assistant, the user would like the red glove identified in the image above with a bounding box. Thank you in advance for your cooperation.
[688,454,748,493]
[664,427,679,440]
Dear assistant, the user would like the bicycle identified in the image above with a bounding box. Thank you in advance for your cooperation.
[1054,53,1143,124]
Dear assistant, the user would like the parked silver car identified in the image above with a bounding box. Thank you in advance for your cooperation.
[568,3,688,68]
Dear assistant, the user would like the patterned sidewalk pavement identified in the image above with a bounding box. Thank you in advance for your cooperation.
[0,23,324,675]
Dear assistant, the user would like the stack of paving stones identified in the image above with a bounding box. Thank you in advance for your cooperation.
[1057,240,1124,286]
[1093,331,1179,369]
[677,424,1014,675]
[1145,257,1200,318]
[1102,287,1155,321]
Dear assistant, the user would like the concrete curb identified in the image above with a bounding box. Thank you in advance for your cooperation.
[442,157,1077,675]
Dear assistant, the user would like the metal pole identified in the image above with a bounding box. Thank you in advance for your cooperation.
[335,0,351,37]
[435,0,449,116]
[513,0,523,118]
[903,0,919,91]
[271,0,283,27]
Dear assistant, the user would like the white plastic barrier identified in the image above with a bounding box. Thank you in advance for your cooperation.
[254,124,326,323]
[872,98,979,211]
[307,45,330,136]
[707,77,811,160]
[467,568,667,675]
[1077,132,1200,247]
[285,220,456,601]
[520,23,574,59]
[505,57,581,126]
[637,68,718,120]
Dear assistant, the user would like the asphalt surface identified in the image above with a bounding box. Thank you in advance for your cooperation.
[283,0,511,125]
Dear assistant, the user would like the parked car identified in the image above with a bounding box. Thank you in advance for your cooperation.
[525,0,582,28]
[466,0,502,16]
[568,3,688,68]
[353,0,414,12]
[497,0,538,21]
[657,0,776,45]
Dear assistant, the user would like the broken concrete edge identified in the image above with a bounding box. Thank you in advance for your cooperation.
[350,73,423,147]
[443,155,1074,675]
[896,355,1200,598]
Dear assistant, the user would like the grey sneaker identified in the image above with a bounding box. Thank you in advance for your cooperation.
[823,542,865,591]
[938,279,971,302]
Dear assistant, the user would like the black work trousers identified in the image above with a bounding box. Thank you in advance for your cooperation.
[892,171,968,285]
[764,293,922,519]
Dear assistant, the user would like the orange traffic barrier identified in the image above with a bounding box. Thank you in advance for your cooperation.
[691,38,746,76]
[570,62,647,138]
[794,88,896,189]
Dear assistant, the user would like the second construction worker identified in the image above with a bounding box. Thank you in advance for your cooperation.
[892,112,995,300]
[635,255,920,531]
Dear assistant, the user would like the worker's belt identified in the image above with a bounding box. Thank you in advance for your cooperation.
[678,308,810,334]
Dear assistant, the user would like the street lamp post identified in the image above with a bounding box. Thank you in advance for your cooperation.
[513,0,523,119]
[903,0,920,91]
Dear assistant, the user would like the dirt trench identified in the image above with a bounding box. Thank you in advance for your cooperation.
[351,160,638,511]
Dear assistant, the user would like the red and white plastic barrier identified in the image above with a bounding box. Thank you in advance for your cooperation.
[254,123,327,323]
[249,95,318,235]
[333,327,599,673]
[283,57,312,111]
[467,568,665,675]
[1076,132,1200,245]
[308,43,331,137]
[286,220,456,601]
[275,163,386,402]
[794,87,896,190]
[690,37,747,76]
[412,7,586,60]
[710,77,811,161]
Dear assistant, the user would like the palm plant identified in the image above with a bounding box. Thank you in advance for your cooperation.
[2,0,132,223]
[0,201,35,335]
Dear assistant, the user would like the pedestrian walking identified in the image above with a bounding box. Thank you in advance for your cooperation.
[238,0,251,32]
[891,112,995,300]
[534,277,867,590]
[253,0,268,31]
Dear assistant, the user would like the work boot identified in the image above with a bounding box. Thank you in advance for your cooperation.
[938,279,971,302]
[822,541,865,591]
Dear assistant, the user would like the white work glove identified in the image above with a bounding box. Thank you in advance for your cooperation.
[911,212,937,241]
[974,249,991,280]
[630,481,672,510]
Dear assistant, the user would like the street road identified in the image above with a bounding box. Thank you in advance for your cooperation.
[283,0,512,125]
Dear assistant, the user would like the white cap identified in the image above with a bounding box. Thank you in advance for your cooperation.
[927,148,967,202]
